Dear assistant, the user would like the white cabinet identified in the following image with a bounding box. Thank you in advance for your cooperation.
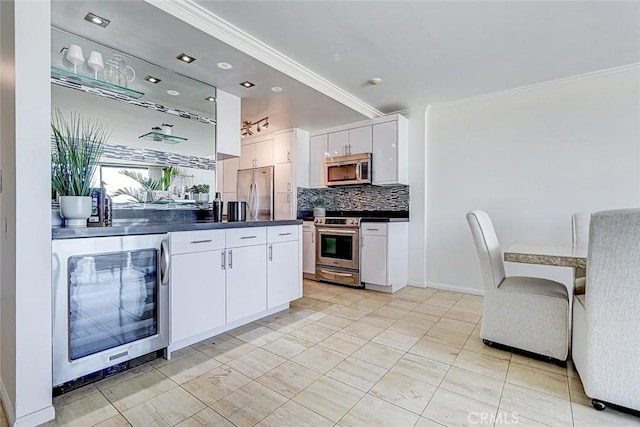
[328,130,349,157]
[274,162,292,220]
[226,244,267,323]
[309,134,328,188]
[275,162,292,193]
[302,223,316,277]
[223,157,239,194]
[372,115,408,185]
[274,193,292,221]
[241,139,273,169]
[216,90,241,158]
[169,230,226,344]
[216,159,224,194]
[267,226,301,308]
[274,131,293,164]
[348,126,372,155]
[360,222,408,293]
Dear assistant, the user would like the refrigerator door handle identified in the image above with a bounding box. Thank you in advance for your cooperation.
[253,181,260,220]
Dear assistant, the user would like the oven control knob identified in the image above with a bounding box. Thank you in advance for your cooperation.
[350,220,355,224]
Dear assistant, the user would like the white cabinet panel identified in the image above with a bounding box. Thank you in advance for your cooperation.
[303,225,316,275]
[275,162,292,194]
[216,90,241,157]
[255,140,274,167]
[372,121,398,185]
[361,234,387,286]
[267,225,298,243]
[223,157,239,194]
[309,134,328,188]
[268,240,300,308]
[328,130,349,157]
[274,131,293,164]
[171,250,226,343]
[216,160,224,194]
[222,192,235,215]
[226,244,267,323]
[226,227,267,248]
[348,126,372,154]
[240,144,254,170]
[274,193,292,220]
[171,229,225,254]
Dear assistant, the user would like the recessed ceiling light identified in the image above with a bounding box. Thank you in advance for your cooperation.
[368,77,382,86]
[167,90,180,96]
[144,76,161,84]
[204,96,216,102]
[271,87,283,92]
[177,53,196,63]
[217,62,232,70]
[84,12,110,28]
[240,81,255,88]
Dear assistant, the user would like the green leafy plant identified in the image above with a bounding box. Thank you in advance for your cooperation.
[160,166,181,191]
[112,170,161,202]
[51,110,111,197]
[314,196,328,208]
[190,184,210,194]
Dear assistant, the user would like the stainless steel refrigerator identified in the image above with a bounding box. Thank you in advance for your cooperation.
[236,166,274,221]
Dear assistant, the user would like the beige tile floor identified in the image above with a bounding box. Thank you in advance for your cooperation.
[19,280,639,426]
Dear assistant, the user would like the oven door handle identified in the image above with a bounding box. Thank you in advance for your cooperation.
[320,269,355,277]
[160,239,170,285]
[316,229,357,235]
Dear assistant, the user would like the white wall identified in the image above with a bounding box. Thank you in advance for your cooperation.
[406,107,428,287]
[426,67,640,293]
[0,0,55,425]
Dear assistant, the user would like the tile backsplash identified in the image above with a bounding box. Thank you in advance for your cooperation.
[298,185,409,211]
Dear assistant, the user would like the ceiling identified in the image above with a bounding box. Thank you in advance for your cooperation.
[52,1,640,134]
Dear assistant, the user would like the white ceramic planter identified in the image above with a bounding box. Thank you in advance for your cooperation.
[313,207,326,217]
[59,196,92,228]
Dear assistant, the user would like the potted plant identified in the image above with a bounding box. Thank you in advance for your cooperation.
[51,110,111,227]
[190,184,210,202]
[313,195,328,217]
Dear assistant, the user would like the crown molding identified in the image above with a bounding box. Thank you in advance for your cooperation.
[145,0,384,119]
[434,63,640,110]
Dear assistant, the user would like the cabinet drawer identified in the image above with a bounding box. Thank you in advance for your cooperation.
[226,227,267,248]
[170,230,225,254]
[361,223,387,236]
[267,225,299,243]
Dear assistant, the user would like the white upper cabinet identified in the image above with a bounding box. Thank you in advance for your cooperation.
[309,134,328,188]
[216,159,224,194]
[216,90,241,158]
[274,131,293,164]
[372,115,408,185]
[275,162,292,194]
[348,126,372,155]
[327,130,349,157]
[240,138,273,169]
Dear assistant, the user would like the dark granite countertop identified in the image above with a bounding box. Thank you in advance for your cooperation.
[52,219,303,239]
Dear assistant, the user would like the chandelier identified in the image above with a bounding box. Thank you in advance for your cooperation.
[241,117,269,138]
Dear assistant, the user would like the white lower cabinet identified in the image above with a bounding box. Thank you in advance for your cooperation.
[170,230,226,345]
[360,222,409,293]
[168,224,301,352]
[226,244,267,323]
[302,223,315,276]
[267,225,301,308]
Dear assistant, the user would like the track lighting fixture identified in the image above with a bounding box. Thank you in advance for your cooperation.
[241,117,269,138]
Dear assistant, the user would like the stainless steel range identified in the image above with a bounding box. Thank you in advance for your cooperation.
[315,216,363,287]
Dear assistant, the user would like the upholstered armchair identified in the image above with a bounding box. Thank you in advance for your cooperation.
[466,210,570,361]
[572,209,640,412]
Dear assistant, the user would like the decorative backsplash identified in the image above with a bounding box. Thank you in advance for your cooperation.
[297,185,409,211]
[51,139,216,170]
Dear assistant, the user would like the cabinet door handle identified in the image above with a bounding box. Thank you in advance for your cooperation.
[287,151,291,162]
[287,182,291,192]
[228,249,233,269]
[240,235,257,239]
[268,244,273,261]
[190,239,212,244]
[366,228,379,231]
[221,251,226,270]
[311,233,315,243]
[287,193,291,203]
[320,269,354,277]
[278,232,292,236]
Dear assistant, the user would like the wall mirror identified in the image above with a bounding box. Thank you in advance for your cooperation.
[51,27,217,204]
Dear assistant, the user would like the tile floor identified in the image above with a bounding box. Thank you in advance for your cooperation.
[12,280,638,426]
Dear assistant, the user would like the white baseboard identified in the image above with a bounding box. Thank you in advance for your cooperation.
[425,281,485,296]
[0,378,55,427]
[408,281,427,288]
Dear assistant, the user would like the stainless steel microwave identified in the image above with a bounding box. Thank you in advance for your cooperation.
[325,153,372,186]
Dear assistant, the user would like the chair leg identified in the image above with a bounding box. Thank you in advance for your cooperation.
[592,399,606,411]
[482,339,494,346]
